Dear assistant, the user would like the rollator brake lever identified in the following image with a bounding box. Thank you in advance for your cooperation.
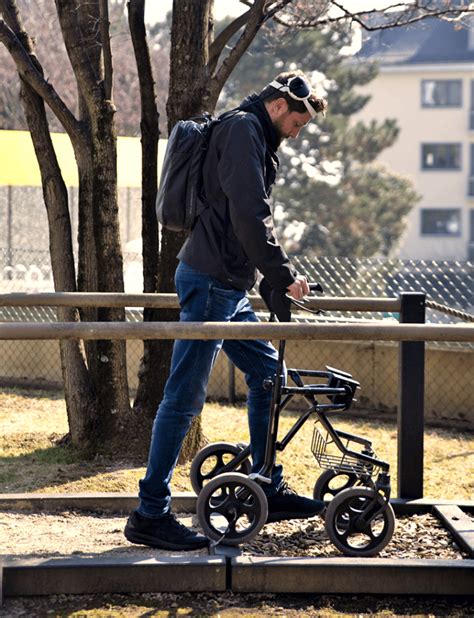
[285,282,324,315]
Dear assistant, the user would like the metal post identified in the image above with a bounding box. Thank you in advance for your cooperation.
[398,292,426,499]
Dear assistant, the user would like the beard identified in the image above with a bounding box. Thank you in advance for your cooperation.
[271,117,286,147]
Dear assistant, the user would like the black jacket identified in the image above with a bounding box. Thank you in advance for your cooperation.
[178,94,298,291]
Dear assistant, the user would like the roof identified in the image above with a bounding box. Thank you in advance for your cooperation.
[357,16,474,65]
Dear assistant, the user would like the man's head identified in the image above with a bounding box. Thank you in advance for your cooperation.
[259,70,327,142]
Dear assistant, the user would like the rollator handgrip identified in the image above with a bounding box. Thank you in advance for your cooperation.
[259,277,324,322]
[309,282,324,293]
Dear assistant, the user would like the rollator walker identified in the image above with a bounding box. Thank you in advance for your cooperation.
[191,280,396,557]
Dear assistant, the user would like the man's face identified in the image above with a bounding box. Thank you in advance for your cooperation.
[271,103,312,142]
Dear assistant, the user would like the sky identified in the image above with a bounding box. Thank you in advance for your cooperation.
[145,1,243,23]
[145,1,245,23]
[145,0,397,24]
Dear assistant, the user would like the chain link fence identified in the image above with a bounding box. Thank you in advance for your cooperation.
[0,248,473,426]
[286,256,473,426]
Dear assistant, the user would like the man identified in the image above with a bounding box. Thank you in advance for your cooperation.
[125,70,328,550]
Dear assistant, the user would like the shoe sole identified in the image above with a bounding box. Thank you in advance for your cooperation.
[124,526,209,551]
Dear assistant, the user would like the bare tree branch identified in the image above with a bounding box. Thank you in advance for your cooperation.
[237,0,296,24]
[208,9,251,75]
[262,0,294,22]
[127,0,159,134]
[329,0,473,31]
[99,0,113,100]
[127,0,164,415]
[0,15,84,144]
[271,0,473,30]
[207,1,292,79]
[211,0,266,92]
[127,0,160,293]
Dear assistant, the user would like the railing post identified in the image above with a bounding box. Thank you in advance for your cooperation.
[398,292,426,499]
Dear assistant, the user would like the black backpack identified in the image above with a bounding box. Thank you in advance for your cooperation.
[156,113,220,232]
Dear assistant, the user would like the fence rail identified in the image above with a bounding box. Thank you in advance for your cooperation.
[0,320,472,341]
[0,292,402,313]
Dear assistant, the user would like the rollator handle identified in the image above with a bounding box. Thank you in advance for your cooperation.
[259,278,323,323]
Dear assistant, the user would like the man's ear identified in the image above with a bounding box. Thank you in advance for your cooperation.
[266,97,288,120]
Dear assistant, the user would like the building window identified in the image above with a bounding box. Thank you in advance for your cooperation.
[421,144,461,170]
[421,80,462,107]
[421,209,461,236]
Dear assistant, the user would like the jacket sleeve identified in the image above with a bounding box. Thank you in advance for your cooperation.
[217,115,297,290]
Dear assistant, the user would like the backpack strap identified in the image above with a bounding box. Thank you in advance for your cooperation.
[218,108,245,122]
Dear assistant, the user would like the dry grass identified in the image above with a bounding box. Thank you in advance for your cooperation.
[0,387,472,500]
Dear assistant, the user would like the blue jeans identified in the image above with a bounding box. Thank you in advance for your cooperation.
[138,261,284,518]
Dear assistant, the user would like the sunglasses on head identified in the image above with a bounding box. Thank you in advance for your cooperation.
[268,76,317,119]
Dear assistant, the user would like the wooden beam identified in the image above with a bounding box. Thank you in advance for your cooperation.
[434,505,474,558]
[0,321,472,342]
[0,292,401,313]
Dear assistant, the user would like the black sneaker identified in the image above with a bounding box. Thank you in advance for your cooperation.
[266,482,325,523]
[124,510,209,551]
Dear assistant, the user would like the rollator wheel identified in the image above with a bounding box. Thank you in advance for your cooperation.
[313,469,360,502]
[190,442,252,495]
[324,486,396,557]
[196,472,268,546]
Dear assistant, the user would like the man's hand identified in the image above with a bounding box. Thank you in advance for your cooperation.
[287,275,309,301]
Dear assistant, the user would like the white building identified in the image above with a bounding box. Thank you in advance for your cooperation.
[353,15,474,260]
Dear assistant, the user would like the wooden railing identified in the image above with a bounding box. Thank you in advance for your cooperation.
[1,291,473,500]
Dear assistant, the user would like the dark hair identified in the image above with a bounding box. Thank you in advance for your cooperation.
[259,70,328,117]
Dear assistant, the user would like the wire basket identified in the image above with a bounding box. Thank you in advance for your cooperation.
[311,425,379,477]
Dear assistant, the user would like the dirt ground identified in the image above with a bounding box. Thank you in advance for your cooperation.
[1,590,473,617]
[1,509,473,617]
[0,510,468,562]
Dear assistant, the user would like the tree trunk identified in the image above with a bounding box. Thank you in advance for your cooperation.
[90,100,131,441]
[54,0,132,452]
[68,101,132,454]
[127,0,163,451]
[1,0,98,449]
[24,87,98,450]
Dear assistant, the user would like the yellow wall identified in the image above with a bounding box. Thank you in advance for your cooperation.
[0,130,167,188]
